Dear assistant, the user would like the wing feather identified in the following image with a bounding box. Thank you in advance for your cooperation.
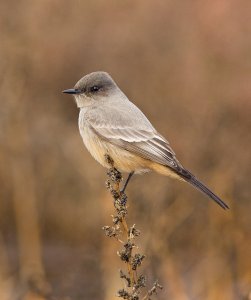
[91,126,181,170]
[83,103,183,172]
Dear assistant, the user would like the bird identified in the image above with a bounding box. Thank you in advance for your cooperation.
[63,71,229,209]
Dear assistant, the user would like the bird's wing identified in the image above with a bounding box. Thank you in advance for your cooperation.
[84,104,229,209]
[84,104,184,173]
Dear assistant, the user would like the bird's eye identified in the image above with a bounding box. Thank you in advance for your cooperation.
[90,86,100,92]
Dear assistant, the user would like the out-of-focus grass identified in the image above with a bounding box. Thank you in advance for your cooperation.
[0,1,250,299]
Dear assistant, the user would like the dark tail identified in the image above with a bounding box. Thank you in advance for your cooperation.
[188,176,229,209]
[176,167,229,209]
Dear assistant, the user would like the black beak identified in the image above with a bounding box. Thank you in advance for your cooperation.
[62,88,81,94]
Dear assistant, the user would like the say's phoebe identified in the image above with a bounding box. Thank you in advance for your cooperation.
[63,71,228,209]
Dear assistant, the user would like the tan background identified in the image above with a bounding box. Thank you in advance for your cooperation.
[0,1,250,299]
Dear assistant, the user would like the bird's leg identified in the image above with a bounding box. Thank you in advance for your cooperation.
[121,172,134,193]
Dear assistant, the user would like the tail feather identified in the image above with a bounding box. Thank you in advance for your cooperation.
[187,176,229,209]
[174,166,229,209]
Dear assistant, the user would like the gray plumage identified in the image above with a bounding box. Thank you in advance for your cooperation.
[63,71,229,209]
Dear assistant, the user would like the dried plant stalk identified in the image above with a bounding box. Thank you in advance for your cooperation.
[103,154,163,300]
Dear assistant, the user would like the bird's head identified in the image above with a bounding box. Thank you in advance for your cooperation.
[63,71,118,108]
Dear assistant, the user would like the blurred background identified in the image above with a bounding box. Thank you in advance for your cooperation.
[0,0,250,299]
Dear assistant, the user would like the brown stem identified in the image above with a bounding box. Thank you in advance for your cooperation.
[104,157,162,299]
[112,178,136,286]
[120,215,136,285]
